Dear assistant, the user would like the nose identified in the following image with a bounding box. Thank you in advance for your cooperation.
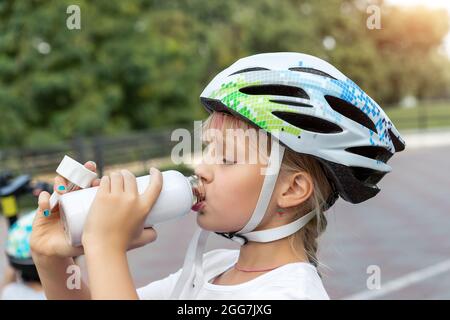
[194,162,213,185]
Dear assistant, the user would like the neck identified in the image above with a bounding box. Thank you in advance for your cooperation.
[236,237,308,270]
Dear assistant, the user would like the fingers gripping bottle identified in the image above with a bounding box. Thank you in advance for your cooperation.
[53,156,205,247]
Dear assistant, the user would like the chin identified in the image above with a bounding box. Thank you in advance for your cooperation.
[196,218,237,235]
[196,212,211,230]
[196,213,225,232]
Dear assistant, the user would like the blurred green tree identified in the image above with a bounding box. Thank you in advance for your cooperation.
[0,0,448,148]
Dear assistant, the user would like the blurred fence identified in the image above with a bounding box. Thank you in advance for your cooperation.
[0,127,186,179]
[390,109,450,130]
[385,99,450,131]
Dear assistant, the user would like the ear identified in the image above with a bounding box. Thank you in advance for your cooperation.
[276,171,314,209]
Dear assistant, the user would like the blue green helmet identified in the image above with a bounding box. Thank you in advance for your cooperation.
[6,210,36,266]
[200,52,406,204]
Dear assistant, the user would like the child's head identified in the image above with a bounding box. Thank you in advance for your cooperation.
[194,52,405,268]
[196,111,333,266]
[5,211,41,284]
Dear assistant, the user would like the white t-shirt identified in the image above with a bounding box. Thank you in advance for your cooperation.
[137,249,329,300]
[1,282,46,300]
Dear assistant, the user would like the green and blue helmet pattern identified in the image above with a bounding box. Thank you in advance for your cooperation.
[6,210,36,261]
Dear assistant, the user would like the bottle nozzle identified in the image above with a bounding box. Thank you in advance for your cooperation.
[188,175,205,208]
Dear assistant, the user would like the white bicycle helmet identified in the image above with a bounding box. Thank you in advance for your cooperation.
[200,52,405,204]
[170,52,405,298]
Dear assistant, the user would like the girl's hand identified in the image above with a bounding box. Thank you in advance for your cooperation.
[81,168,162,253]
[30,162,156,259]
[30,161,100,258]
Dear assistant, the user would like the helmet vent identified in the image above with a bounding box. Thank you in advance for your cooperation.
[388,129,405,152]
[272,111,342,134]
[240,84,309,99]
[325,95,377,133]
[289,67,337,80]
[229,67,270,76]
[349,166,386,185]
[346,146,393,163]
[269,99,313,108]
[200,97,232,114]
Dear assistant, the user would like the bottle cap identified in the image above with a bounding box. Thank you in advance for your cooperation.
[49,155,98,210]
[56,156,97,188]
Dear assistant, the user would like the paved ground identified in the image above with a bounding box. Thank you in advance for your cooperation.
[1,139,449,299]
[320,144,450,299]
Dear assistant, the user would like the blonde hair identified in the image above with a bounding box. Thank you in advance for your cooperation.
[282,149,332,272]
[202,112,333,272]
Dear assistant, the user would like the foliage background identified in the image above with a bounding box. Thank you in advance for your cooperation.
[0,0,449,148]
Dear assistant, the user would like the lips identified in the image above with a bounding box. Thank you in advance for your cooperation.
[191,201,205,212]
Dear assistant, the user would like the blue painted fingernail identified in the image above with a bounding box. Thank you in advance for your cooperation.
[43,209,50,217]
[58,185,66,191]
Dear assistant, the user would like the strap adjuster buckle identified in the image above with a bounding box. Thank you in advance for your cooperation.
[215,232,249,245]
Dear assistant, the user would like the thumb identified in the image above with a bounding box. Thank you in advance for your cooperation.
[37,191,50,213]
[35,191,56,222]
[128,228,158,251]
[139,168,163,216]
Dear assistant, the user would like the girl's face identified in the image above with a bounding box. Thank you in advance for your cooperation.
[194,126,274,233]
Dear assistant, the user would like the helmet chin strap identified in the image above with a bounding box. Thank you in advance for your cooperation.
[169,138,316,299]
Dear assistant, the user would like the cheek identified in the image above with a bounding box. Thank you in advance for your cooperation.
[219,165,262,208]
[200,165,264,231]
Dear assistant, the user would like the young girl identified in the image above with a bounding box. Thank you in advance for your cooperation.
[30,52,405,299]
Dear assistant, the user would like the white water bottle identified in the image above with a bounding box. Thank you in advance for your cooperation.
[59,170,205,246]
